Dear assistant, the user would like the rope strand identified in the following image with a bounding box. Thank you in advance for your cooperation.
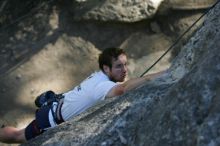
[140,0,220,77]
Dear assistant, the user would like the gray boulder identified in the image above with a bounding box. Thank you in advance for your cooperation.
[167,0,218,9]
[72,0,164,22]
[72,0,217,22]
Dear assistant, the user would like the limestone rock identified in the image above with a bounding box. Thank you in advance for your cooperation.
[71,0,217,22]
[72,0,164,22]
[167,0,218,10]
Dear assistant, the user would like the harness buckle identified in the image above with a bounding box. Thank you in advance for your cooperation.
[51,98,64,125]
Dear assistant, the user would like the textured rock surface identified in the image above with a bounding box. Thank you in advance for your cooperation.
[72,0,217,22]
[72,0,164,22]
[167,0,217,9]
[22,1,220,146]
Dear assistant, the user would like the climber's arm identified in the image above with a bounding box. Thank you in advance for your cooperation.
[106,70,165,98]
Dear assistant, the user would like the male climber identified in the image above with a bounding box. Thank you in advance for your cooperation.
[0,47,165,143]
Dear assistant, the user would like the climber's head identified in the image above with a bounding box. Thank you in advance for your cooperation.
[98,48,128,82]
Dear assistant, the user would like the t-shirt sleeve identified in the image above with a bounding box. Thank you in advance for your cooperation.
[94,81,117,100]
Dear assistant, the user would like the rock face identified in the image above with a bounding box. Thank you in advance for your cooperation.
[72,0,217,22]
[167,0,217,9]
[22,1,220,146]
[72,0,164,22]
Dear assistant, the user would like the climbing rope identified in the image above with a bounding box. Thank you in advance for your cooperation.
[140,0,220,77]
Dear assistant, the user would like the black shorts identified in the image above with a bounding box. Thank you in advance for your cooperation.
[25,105,51,140]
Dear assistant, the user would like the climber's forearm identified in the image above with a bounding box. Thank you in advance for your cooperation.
[106,70,166,98]
[123,70,165,92]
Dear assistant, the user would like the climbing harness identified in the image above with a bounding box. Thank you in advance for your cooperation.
[140,0,220,77]
[35,90,64,124]
[35,90,58,107]
[51,98,64,124]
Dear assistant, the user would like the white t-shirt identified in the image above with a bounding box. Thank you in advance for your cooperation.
[61,71,117,121]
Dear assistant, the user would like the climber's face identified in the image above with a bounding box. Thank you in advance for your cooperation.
[104,54,128,82]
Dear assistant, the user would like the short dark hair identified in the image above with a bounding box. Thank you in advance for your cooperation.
[98,47,126,72]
